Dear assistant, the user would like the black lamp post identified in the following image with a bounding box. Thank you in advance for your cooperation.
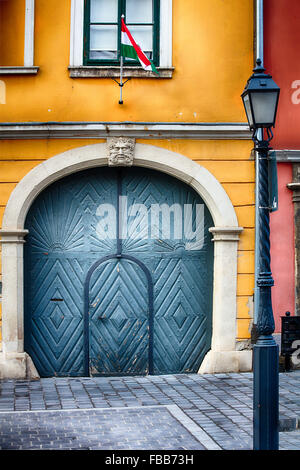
[241,59,280,450]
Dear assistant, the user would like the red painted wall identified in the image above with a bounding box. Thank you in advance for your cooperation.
[264,0,297,330]
[264,0,300,149]
[270,164,294,332]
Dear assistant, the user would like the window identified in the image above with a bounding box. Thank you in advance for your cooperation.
[84,0,159,66]
[69,0,173,78]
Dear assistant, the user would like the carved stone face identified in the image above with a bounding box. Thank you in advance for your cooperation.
[107,137,135,166]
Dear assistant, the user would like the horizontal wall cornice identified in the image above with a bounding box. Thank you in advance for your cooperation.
[273,150,300,162]
[0,66,39,75]
[68,66,174,78]
[0,122,251,140]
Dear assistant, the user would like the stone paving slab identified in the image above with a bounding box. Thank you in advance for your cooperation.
[280,429,300,450]
[0,371,299,450]
[0,405,219,450]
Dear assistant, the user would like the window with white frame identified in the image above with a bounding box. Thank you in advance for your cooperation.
[84,0,159,65]
[70,0,173,76]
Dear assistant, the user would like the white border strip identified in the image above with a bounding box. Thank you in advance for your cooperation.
[24,0,35,67]
[160,0,173,67]
[167,405,222,450]
[70,0,84,67]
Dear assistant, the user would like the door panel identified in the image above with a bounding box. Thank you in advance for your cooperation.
[121,168,214,374]
[25,256,85,376]
[24,168,119,377]
[153,255,211,374]
[88,257,150,376]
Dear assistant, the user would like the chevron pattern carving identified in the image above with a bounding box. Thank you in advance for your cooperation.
[89,258,149,376]
[25,257,86,376]
[153,255,210,374]
[25,167,213,377]
[121,168,213,374]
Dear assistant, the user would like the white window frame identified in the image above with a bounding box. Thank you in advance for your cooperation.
[0,0,38,75]
[69,0,173,78]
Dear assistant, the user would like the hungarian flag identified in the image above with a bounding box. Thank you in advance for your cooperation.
[121,17,159,75]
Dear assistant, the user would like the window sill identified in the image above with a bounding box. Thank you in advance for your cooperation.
[68,66,174,79]
[0,66,39,75]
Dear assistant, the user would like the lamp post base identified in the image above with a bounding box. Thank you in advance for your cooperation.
[253,336,279,450]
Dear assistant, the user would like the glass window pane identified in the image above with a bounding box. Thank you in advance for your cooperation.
[251,92,278,126]
[90,50,118,60]
[90,0,118,23]
[243,94,253,127]
[128,25,153,52]
[126,0,153,23]
[90,25,118,52]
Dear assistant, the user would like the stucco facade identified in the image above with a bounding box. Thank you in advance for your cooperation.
[0,0,255,378]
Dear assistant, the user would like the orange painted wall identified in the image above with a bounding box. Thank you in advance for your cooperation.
[0,138,255,343]
[0,1,256,345]
[0,0,254,123]
[0,0,25,66]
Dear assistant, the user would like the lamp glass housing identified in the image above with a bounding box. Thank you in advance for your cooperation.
[243,93,254,128]
[241,60,280,132]
[250,91,279,128]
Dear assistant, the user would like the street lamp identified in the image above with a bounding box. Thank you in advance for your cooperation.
[242,59,280,136]
[241,59,280,450]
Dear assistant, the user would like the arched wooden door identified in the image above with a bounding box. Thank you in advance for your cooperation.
[24,167,214,377]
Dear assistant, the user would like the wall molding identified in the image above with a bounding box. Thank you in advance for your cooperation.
[0,122,251,140]
[273,150,300,162]
[0,230,29,244]
[0,67,39,75]
[68,66,174,78]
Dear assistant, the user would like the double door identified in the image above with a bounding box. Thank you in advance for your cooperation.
[24,167,213,376]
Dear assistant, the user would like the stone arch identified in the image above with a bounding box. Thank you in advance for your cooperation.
[0,142,251,377]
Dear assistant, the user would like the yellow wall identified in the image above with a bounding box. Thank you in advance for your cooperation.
[0,0,25,66]
[0,0,253,122]
[0,138,255,343]
[0,0,255,346]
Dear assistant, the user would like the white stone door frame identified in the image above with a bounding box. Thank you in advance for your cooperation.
[0,143,251,378]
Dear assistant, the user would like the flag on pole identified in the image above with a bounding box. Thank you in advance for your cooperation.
[121,17,159,75]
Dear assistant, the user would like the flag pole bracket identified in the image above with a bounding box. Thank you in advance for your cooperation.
[112,78,131,105]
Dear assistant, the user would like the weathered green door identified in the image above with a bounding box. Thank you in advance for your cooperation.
[24,167,213,376]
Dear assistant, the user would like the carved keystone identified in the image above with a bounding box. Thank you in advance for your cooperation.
[107,137,135,167]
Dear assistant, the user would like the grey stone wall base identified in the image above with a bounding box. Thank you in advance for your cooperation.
[198,350,253,374]
[0,352,39,379]
[1,351,253,378]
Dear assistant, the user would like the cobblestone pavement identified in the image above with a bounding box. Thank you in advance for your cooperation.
[0,371,299,450]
